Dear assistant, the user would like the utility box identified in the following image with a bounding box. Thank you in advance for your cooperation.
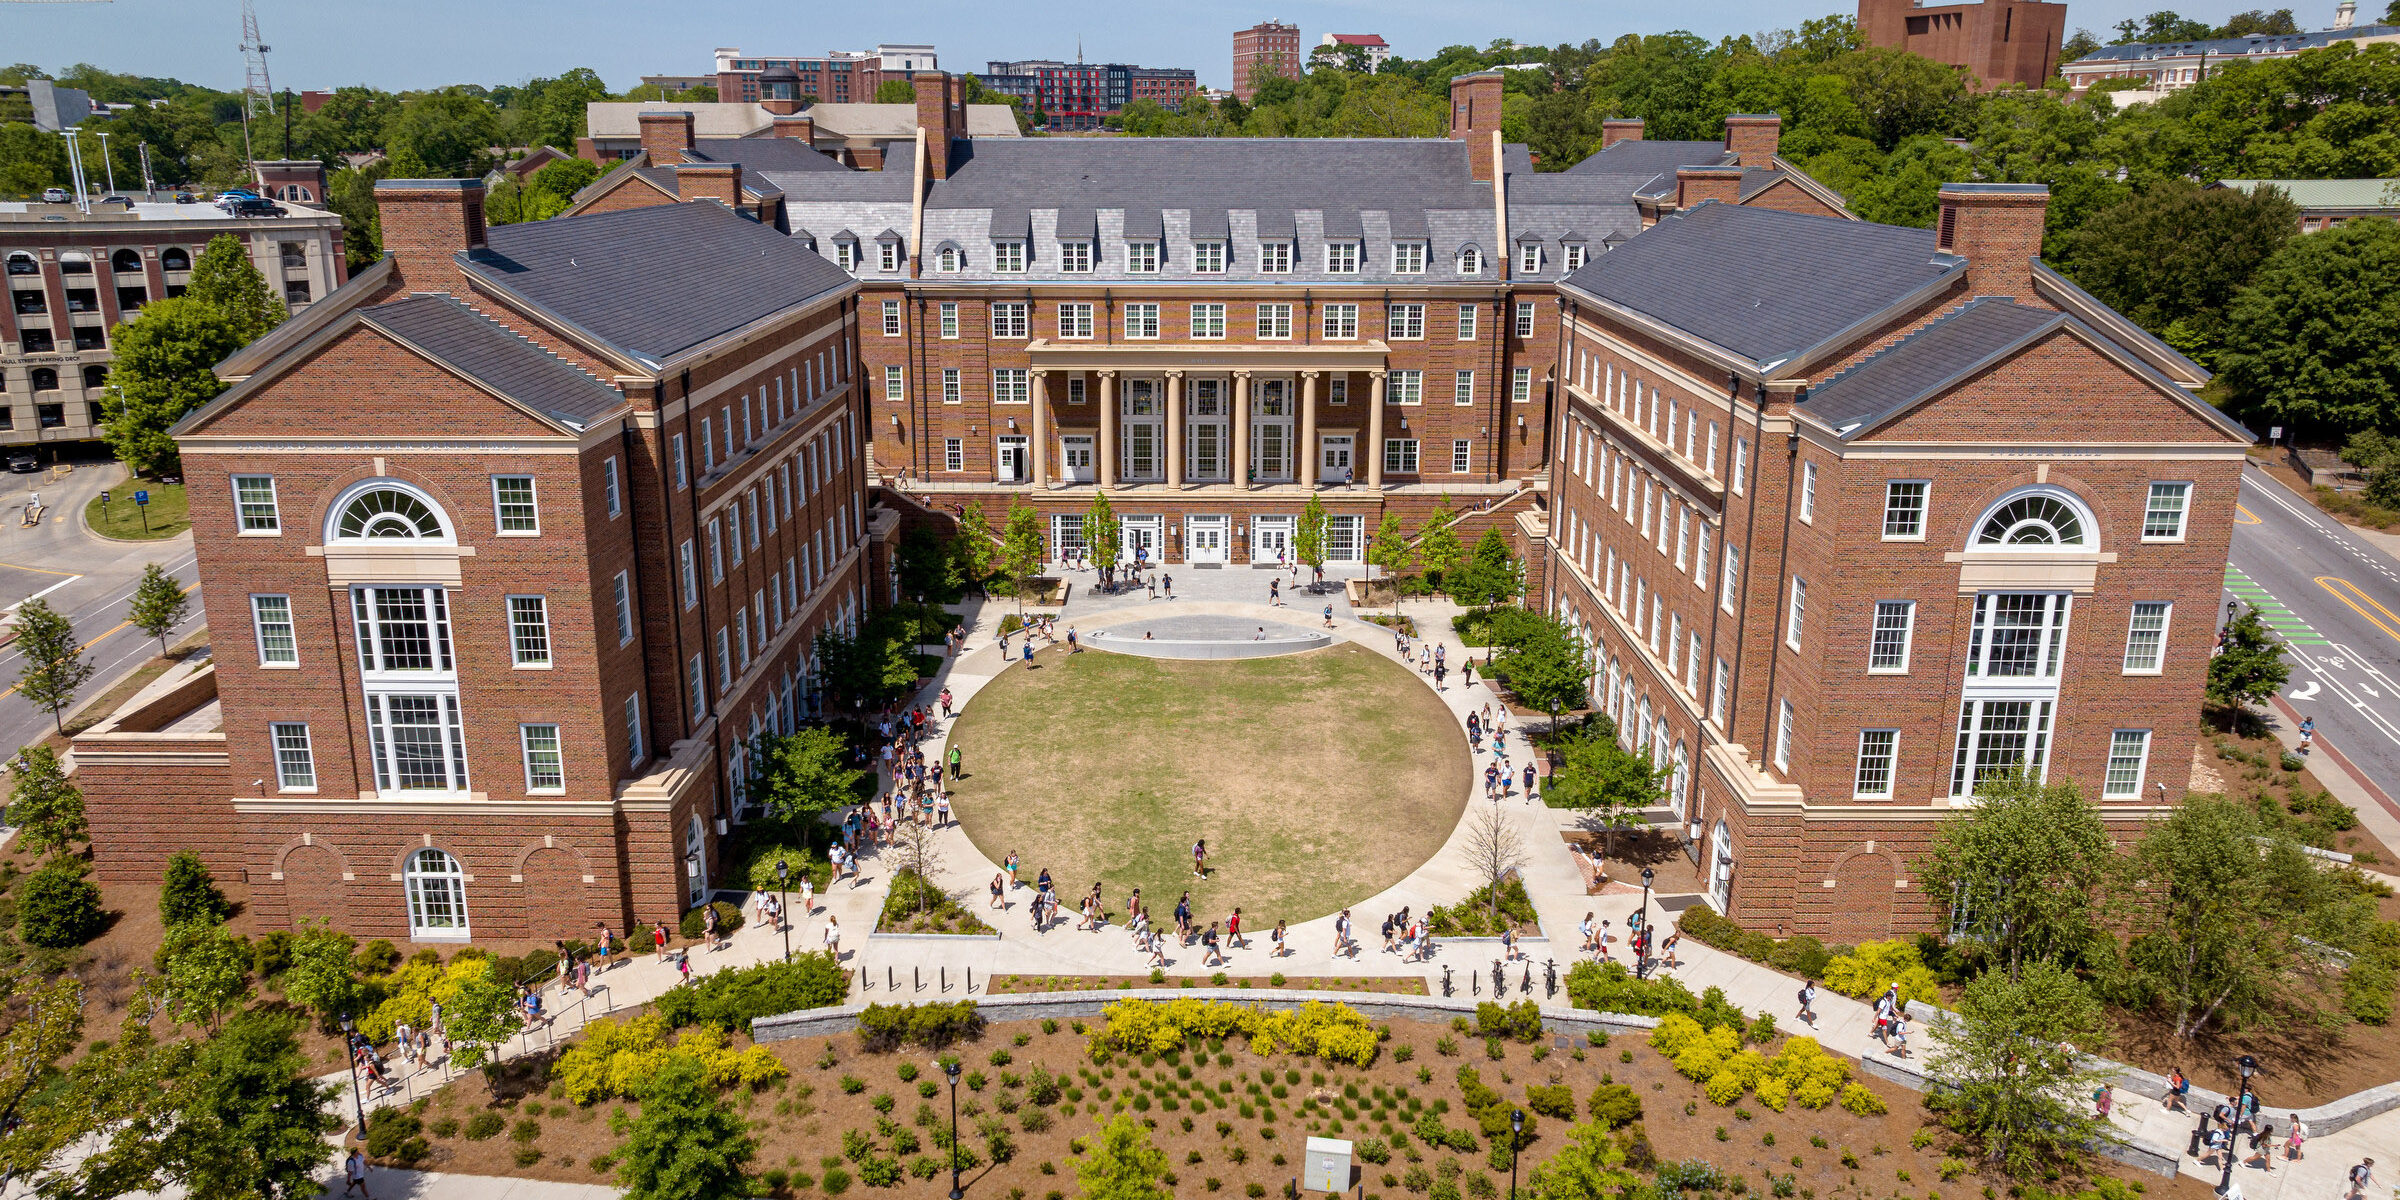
[1304,1137,1353,1193]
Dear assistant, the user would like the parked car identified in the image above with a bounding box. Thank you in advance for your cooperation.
[7,453,38,473]
[40,188,68,203]
[225,197,285,217]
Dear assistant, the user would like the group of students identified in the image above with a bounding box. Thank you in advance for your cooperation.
[1379,908,1438,963]
[2175,1072,2316,1177]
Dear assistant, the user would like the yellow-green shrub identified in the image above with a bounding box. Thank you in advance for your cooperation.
[1704,1070,1747,1106]
[1093,998,1380,1066]
[1840,1083,1889,1116]
[1721,1049,1767,1089]
[1793,1077,1841,1110]
[1822,940,1942,1007]
[1673,1041,1723,1082]
[1648,1014,1706,1058]
[360,957,493,1043]
[1754,1075,1791,1111]
[553,1015,787,1105]
[1763,1036,1850,1098]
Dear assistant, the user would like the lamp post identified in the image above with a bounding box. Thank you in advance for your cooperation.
[1508,1109,1525,1200]
[338,1013,367,1141]
[776,859,793,962]
[945,1059,965,1199]
[2219,1055,2258,1196]
[1638,867,1656,978]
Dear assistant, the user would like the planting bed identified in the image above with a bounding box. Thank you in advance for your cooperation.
[987,974,1429,995]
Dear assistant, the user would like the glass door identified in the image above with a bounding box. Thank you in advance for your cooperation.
[1186,515,1228,563]
[1320,435,1353,481]
[1252,515,1294,564]
[1251,379,1293,482]
[1059,435,1095,483]
[1187,379,1228,482]
[1122,379,1163,481]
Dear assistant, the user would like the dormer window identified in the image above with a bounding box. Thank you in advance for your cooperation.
[1260,241,1294,274]
[1519,243,1542,274]
[877,240,901,272]
[1126,241,1160,273]
[993,240,1027,273]
[1457,246,1483,275]
[1060,240,1094,273]
[1193,241,1226,273]
[1392,242,1427,274]
[833,240,858,271]
[1564,243,1587,271]
[1325,241,1360,274]
[936,245,962,272]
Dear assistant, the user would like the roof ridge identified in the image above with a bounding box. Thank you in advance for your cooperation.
[1808,298,1995,396]
[444,292,620,396]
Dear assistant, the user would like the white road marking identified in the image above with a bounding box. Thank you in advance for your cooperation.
[2291,681,2322,701]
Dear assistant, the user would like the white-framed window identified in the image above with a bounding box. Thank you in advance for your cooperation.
[1710,658,1729,726]
[491,476,538,534]
[881,298,902,335]
[993,368,1030,404]
[935,245,961,272]
[1194,240,1226,273]
[1257,303,1293,339]
[1564,243,1587,271]
[686,652,707,723]
[1774,698,1794,770]
[366,694,469,793]
[1260,240,1293,273]
[1124,303,1160,339]
[944,439,964,471]
[1330,377,1349,404]
[1870,600,1916,672]
[1457,304,1478,340]
[1977,489,2092,547]
[877,240,901,272]
[625,693,644,768]
[1787,578,1807,648]
[1392,242,1427,274]
[938,302,958,339]
[1126,241,1160,273]
[1388,370,1422,405]
[833,241,857,271]
[991,302,1028,339]
[272,722,315,791]
[251,594,297,665]
[1190,303,1226,339]
[1519,243,1542,274]
[1059,302,1094,339]
[1513,301,1535,338]
[678,540,697,609]
[714,627,732,694]
[601,456,622,518]
[234,474,281,533]
[612,571,635,646]
[1951,699,2055,796]
[2103,729,2153,798]
[1966,592,2071,679]
[1883,480,1927,539]
[1853,730,1898,799]
[882,365,903,402]
[1458,245,1483,275]
[403,848,469,939]
[1511,367,1531,403]
[699,418,716,472]
[1451,439,1471,473]
[1453,370,1475,406]
[992,240,1027,272]
[1693,524,1711,588]
[1731,437,1748,494]
[1324,241,1360,273]
[1322,304,1358,340]
[1383,438,1419,474]
[707,519,724,583]
[1720,544,1741,613]
[941,368,961,403]
[1798,461,1817,522]
[1060,240,1094,273]
[2143,482,2190,541]
[508,595,551,666]
[521,723,565,792]
[2123,601,2171,673]
[1387,303,1424,340]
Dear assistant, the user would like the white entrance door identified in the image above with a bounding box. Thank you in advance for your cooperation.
[1059,435,1095,483]
[1320,435,1353,482]
[1252,515,1295,564]
[1122,515,1163,565]
[1186,515,1228,564]
[1708,819,1734,912]
[996,436,1028,483]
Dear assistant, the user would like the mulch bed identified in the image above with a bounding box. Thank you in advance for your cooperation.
[986,974,1429,995]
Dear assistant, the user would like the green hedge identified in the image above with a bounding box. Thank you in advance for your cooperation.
[680,900,746,941]
[856,1000,982,1051]
[1563,960,1749,1029]
[653,953,850,1033]
[1675,907,1836,979]
[17,859,102,948]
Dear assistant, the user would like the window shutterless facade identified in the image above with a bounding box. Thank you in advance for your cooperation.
[878,240,901,272]
[251,594,297,665]
[1786,578,1807,648]
[1451,439,1471,473]
[1260,241,1293,273]
[1965,592,2071,679]
[2103,729,2152,797]
[367,694,469,793]
[272,722,315,790]
[1387,370,1422,404]
[234,475,280,531]
[1511,367,1531,403]
[1193,241,1226,273]
[1190,303,1226,339]
[507,595,551,666]
[1951,699,2054,796]
[2143,482,2190,540]
[1387,304,1424,340]
[1060,240,1093,272]
[944,439,964,471]
[881,299,902,334]
[2122,601,2171,673]
[1454,370,1474,405]
[1456,304,1478,340]
[1322,304,1358,340]
[882,366,903,401]
[1564,243,1587,271]
[1059,303,1093,338]
[1384,438,1419,473]
[614,571,635,645]
[1392,242,1427,274]
[938,302,958,338]
[1324,241,1360,273]
[1519,243,1541,274]
[1125,303,1160,339]
[1798,461,1816,522]
[1459,246,1483,274]
[603,456,622,517]
[625,694,644,768]
[942,369,961,403]
[1883,480,1927,539]
[521,724,564,792]
[993,369,1029,404]
[1513,302,1535,338]
[1126,241,1160,273]
[491,475,538,533]
[992,240,1027,272]
[1869,600,1915,672]
[1257,303,1292,339]
[991,302,1028,338]
[1853,730,1898,798]
[1774,699,1794,770]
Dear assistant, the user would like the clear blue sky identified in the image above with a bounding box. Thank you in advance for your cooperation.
[0,0,2342,94]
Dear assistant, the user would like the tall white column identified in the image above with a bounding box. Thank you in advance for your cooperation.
[1299,370,1319,489]
[1232,370,1252,489]
[1098,370,1117,489]
[1030,370,1050,488]
[1367,369,1387,488]
[1165,370,1185,489]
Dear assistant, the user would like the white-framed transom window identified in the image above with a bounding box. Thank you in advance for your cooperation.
[2122,601,2171,673]
[2103,729,2153,798]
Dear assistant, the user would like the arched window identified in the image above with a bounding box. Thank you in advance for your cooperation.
[334,485,447,541]
[110,248,141,274]
[1976,490,2090,547]
[161,247,191,271]
[1670,740,1690,821]
[1456,245,1483,275]
[82,365,107,389]
[404,848,470,938]
[2,251,34,276]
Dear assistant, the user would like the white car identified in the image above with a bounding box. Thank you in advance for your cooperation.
[40,188,68,203]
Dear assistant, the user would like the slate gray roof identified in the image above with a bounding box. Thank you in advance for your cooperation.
[689,138,849,174]
[464,200,854,367]
[927,138,1494,215]
[359,293,625,430]
[1565,139,1730,176]
[2069,24,2398,62]
[1800,299,2063,436]
[1560,201,1958,368]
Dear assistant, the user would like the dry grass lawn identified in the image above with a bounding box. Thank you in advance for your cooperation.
[945,641,1468,927]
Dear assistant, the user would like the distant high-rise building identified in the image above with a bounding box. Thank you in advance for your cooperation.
[712,44,938,106]
[1855,0,2068,90]
[979,60,1199,130]
[1231,21,1302,101]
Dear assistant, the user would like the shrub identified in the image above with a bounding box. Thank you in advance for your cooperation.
[822,1166,852,1195]
[159,850,231,927]
[1822,941,1942,1007]
[857,1001,984,1051]
[365,1110,429,1165]
[1563,960,1720,1022]
[654,953,849,1033]
[511,1117,542,1143]
[2344,960,2394,1025]
[1092,998,1381,1067]
[679,900,746,941]
[1523,1084,1574,1119]
[552,1014,789,1104]
[464,1111,506,1140]
[1838,1084,1888,1116]
[1472,1001,1543,1043]
[1585,1083,1641,1129]
[16,858,103,948]
[1425,878,1538,937]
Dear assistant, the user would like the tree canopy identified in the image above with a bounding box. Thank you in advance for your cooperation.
[99,297,243,477]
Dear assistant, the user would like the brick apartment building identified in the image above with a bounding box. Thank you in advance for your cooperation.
[977,60,1201,131]
[72,176,879,943]
[713,45,938,106]
[1535,184,2247,939]
[1857,0,2070,90]
[1232,21,1304,100]
[3,183,345,452]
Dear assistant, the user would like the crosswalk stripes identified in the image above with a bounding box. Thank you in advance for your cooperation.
[2224,565,2332,645]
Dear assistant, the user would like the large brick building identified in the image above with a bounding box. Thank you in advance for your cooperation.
[1232,22,1304,100]
[1535,184,2247,939]
[976,60,1201,131]
[73,177,876,943]
[1857,0,2070,90]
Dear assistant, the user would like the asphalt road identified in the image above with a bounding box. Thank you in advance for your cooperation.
[0,454,199,755]
[2225,463,2400,794]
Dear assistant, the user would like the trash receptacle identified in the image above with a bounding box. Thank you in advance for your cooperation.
[1304,1137,1353,1193]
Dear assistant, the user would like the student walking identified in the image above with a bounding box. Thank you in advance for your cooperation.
[2283,1115,2305,1162]
[798,872,814,918]
[1192,839,1209,878]
[822,915,841,959]
[1163,574,1174,599]
[1335,909,1355,959]
[1202,922,1224,966]
[1269,578,1281,606]
[990,872,1007,910]
[1228,908,1245,949]
[2166,1067,2189,1112]
[1661,928,1681,969]
[1271,918,1288,958]
[1323,603,1335,628]
[652,921,671,962]
[2345,1159,2374,1200]
[1797,980,1818,1026]
[343,1149,373,1198]
[1579,912,1596,954]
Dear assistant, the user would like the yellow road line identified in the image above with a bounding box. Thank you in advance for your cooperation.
[2235,504,2262,525]
[0,560,82,578]
[2316,576,2400,644]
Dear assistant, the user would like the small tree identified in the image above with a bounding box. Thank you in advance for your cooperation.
[1000,498,1046,615]
[1918,772,2119,981]
[1414,494,1465,586]
[2207,607,2289,711]
[99,296,243,476]
[1542,718,1668,863]
[127,563,190,659]
[8,745,86,859]
[750,728,865,823]
[1528,1119,1641,1200]
[442,960,523,1071]
[157,919,251,1032]
[616,1055,756,1200]
[1084,491,1121,579]
[1461,805,1529,926]
[186,233,286,344]
[1496,621,1591,729]
[277,920,361,1028]
[950,502,998,595]
[157,1010,340,1200]
[1449,528,1522,607]
[887,819,945,917]
[1927,959,2114,1178]
[1367,510,1410,611]
[15,858,102,948]
[13,599,94,734]
[1293,493,1329,586]
[0,972,84,1131]
[1076,1113,1171,1200]
[159,851,231,928]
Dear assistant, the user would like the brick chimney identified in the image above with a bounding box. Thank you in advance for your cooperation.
[373,178,486,288]
[1601,117,1644,148]
[771,114,816,144]
[1724,114,1781,165]
[675,162,742,207]
[1449,71,1504,182]
[1675,165,1744,209]
[914,71,957,179]
[1935,183,2051,302]
[639,110,696,166]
